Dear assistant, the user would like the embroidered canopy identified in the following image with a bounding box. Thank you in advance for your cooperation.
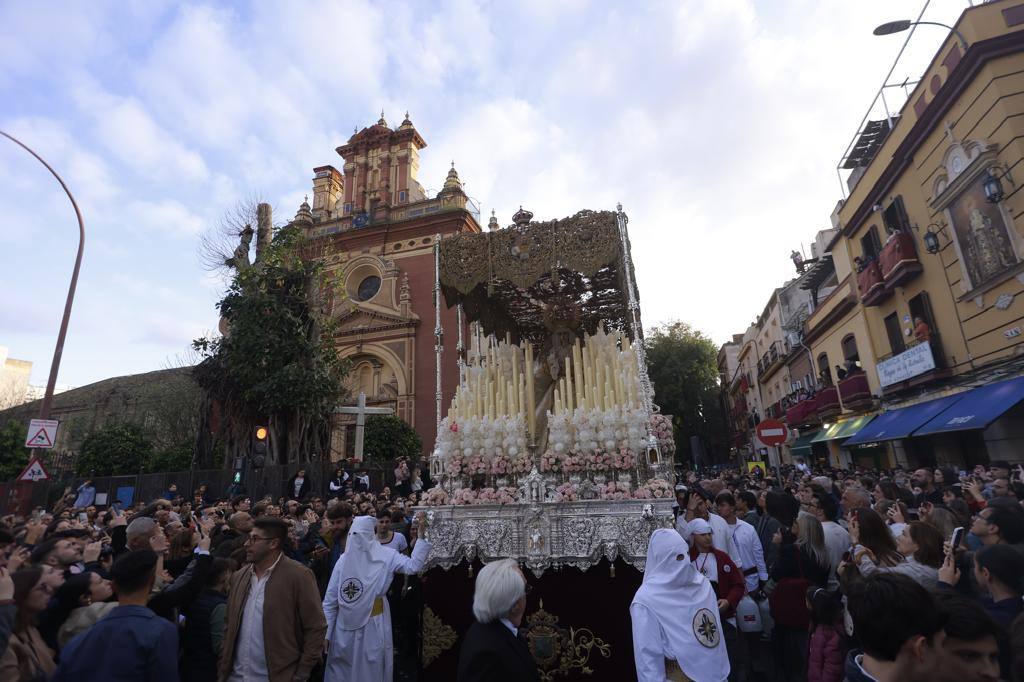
[439,210,640,344]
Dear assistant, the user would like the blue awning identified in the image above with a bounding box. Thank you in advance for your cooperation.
[914,375,1024,436]
[845,393,967,445]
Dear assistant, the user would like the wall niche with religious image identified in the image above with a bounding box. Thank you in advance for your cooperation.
[948,181,1017,288]
[930,138,1021,292]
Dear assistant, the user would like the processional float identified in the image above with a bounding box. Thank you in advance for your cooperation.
[419,206,677,576]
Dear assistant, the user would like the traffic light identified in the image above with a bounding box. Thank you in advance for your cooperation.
[252,426,268,469]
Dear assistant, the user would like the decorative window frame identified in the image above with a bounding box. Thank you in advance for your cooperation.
[335,254,401,313]
[929,140,1022,295]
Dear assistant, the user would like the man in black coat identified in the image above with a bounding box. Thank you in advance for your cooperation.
[457,558,541,682]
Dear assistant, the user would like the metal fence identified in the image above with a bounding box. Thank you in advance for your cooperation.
[1,460,397,514]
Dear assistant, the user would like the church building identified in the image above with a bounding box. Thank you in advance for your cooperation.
[289,113,482,460]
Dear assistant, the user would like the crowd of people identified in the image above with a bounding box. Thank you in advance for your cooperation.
[625,458,1024,682]
[0,457,1021,681]
[0,462,429,681]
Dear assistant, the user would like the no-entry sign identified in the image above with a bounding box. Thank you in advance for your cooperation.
[755,419,789,447]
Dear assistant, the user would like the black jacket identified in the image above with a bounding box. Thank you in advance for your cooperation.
[284,475,312,501]
[181,588,227,682]
[457,619,541,682]
[770,542,830,588]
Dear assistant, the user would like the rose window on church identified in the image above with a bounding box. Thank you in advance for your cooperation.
[356,275,381,302]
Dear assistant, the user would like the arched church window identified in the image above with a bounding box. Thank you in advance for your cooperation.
[356,275,381,302]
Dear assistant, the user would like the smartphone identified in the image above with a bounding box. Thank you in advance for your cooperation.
[951,526,965,549]
[31,509,41,523]
[77,512,88,524]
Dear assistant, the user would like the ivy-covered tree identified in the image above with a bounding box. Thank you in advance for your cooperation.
[148,443,194,473]
[362,415,423,465]
[192,204,348,466]
[645,321,727,465]
[75,424,154,476]
[0,420,29,481]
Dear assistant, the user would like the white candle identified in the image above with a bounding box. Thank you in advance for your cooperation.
[525,343,536,440]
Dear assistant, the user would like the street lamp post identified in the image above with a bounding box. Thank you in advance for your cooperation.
[0,131,85,420]
[873,19,969,51]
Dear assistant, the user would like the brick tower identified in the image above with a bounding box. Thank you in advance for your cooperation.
[290,113,481,460]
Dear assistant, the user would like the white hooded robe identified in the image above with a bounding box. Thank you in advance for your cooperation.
[631,528,730,682]
[322,516,431,682]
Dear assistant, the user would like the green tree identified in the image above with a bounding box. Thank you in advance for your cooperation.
[193,219,348,466]
[75,424,154,476]
[362,415,423,465]
[148,443,194,473]
[0,420,29,481]
[645,321,727,465]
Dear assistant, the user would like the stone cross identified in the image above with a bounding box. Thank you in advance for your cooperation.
[335,392,394,462]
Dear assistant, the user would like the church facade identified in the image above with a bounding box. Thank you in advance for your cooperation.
[290,114,481,460]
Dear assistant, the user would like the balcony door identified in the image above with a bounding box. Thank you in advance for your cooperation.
[884,313,906,356]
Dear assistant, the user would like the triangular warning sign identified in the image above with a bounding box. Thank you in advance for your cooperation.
[27,428,53,448]
[17,458,49,482]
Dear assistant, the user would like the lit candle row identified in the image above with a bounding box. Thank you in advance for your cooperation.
[447,336,533,438]
[552,326,641,415]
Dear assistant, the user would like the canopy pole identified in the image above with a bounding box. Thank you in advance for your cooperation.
[456,303,465,382]
[434,233,444,429]
[616,203,653,415]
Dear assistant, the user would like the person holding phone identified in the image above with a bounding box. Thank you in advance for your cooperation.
[72,481,96,509]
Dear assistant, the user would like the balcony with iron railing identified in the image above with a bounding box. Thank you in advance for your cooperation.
[838,371,873,409]
[786,398,816,426]
[757,340,791,383]
[857,258,890,306]
[878,231,923,290]
[814,386,842,422]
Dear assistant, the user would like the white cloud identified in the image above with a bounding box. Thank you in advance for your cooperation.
[124,199,206,237]
[0,0,977,387]
[71,78,210,183]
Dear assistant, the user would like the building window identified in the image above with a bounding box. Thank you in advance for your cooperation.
[356,275,381,302]
[909,291,943,367]
[841,334,859,363]
[861,225,883,261]
[908,292,935,335]
[399,190,407,203]
[344,203,353,215]
[882,196,912,235]
[884,312,906,356]
[817,353,831,387]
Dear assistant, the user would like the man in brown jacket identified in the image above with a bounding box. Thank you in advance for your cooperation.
[219,517,327,682]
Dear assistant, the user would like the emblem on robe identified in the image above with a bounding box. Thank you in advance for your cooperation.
[692,608,720,648]
[341,578,364,603]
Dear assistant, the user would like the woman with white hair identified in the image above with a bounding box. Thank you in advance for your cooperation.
[631,528,729,682]
[322,513,430,682]
[457,558,541,682]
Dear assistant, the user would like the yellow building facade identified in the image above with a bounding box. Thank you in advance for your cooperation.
[806,1,1024,468]
[722,2,1024,469]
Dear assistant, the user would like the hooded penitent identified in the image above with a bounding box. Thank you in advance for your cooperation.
[631,528,729,682]
[331,515,393,631]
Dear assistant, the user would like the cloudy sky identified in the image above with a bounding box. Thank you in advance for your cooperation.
[0,0,972,388]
